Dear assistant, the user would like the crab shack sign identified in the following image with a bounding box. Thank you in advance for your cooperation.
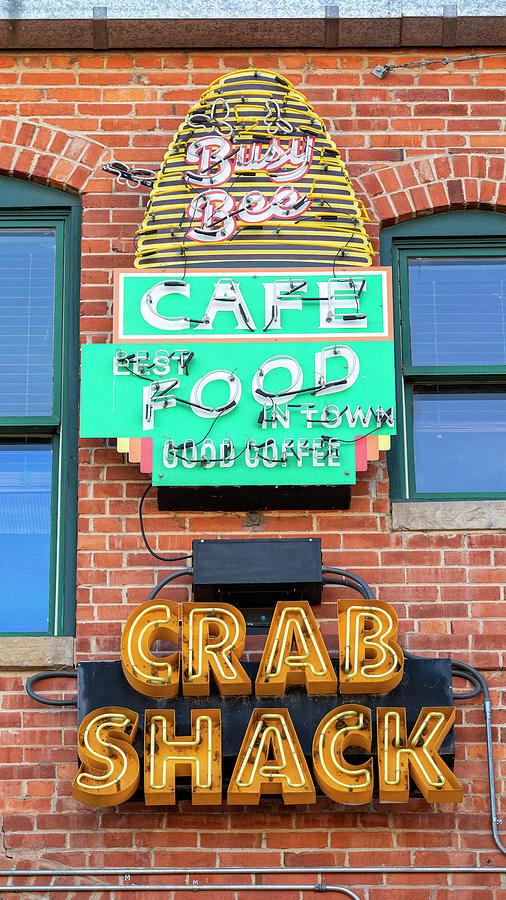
[73,597,463,808]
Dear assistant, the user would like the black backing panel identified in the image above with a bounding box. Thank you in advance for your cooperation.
[157,484,352,511]
[77,656,455,801]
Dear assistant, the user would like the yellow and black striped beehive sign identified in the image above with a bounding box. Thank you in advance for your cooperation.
[135,68,373,270]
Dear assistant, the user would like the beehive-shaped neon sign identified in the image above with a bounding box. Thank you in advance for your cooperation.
[135,68,373,270]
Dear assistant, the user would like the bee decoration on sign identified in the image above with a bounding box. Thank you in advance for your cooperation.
[134,68,373,271]
[103,161,157,189]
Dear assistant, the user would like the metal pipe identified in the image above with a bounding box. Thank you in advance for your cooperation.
[485,696,506,856]
[0,885,362,898]
[2,867,506,877]
[0,868,504,900]
[446,659,506,856]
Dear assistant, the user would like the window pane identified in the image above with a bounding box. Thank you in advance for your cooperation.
[408,257,506,365]
[0,229,56,415]
[413,387,506,493]
[0,440,52,632]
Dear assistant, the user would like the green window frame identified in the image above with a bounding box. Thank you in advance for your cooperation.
[380,209,506,502]
[0,176,81,635]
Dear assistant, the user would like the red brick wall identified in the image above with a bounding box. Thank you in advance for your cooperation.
[1,48,506,899]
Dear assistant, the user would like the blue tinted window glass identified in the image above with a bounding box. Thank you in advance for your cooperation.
[413,388,506,494]
[0,229,55,415]
[408,258,506,365]
[0,440,52,632]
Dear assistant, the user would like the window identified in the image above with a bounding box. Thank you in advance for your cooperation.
[0,176,80,635]
[380,210,506,501]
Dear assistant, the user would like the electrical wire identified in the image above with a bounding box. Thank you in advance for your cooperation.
[139,484,192,563]
[322,565,374,599]
[179,245,188,281]
[169,163,246,276]
[169,440,263,466]
[372,51,506,79]
[121,364,236,416]
[332,219,359,274]
[322,577,371,601]
[25,671,77,707]
[451,667,482,700]
[321,421,394,444]
[175,406,228,450]
[146,567,193,603]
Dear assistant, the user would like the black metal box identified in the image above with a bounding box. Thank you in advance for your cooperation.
[192,537,322,607]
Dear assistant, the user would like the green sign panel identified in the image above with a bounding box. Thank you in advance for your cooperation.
[114,270,389,341]
[81,268,396,487]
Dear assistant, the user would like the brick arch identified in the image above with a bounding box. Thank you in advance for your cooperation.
[0,118,111,195]
[355,152,506,231]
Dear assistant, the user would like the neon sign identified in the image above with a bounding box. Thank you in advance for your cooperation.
[134,69,373,270]
[73,598,463,808]
[80,268,396,487]
[81,69,393,488]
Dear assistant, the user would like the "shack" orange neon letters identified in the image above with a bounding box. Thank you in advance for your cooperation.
[228,708,315,804]
[144,708,222,805]
[72,707,140,806]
